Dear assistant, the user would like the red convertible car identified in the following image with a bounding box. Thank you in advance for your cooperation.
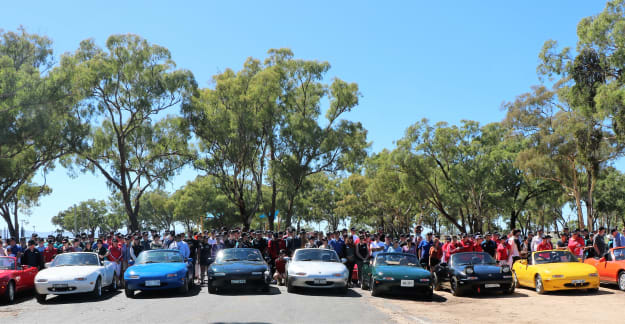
[0,256,38,303]
[584,247,625,290]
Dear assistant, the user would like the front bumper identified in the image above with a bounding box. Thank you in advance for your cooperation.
[124,276,185,291]
[289,274,348,289]
[542,276,600,291]
[457,277,514,291]
[373,278,432,294]
[209,273,271,290]
[35,280,96,295]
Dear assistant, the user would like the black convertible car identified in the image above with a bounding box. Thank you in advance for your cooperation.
[432,252,514,296]
[207,248,271,293]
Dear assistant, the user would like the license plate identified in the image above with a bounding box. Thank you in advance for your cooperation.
[53,284,68,288]
[314,279,327,284]
[231,279,246,284]
[400,280,414,287]
[145,280,160,287]
[485,284,500,288]
[572,279,585,284]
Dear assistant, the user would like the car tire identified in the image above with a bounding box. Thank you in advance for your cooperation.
[92,277,102,299]
[187,273,194,290]
[618,271,625,291]
[124,288,134,298]
[424,285,434,299]
[371,279,380,297]
[450,276,463,297]
[361,275,370,290]
[513,271,520,288]
[3,281,15,304]
[179,277,189,294]
[35,293,46,304]
[433,273,441,291]
[286,277,295,293]
[208,282,217,294]
[504,283,515,295]
[535,275,545,295]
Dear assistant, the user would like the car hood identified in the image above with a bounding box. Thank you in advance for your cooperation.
[288,261,347,274]
[374,265,431,278]
[536,262,597,276]
[211,261,268,273]
[36,266,100,280]
[127,263,187,276]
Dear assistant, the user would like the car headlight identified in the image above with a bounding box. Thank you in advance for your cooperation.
[128,275,140,279]
[75,277,87,281]
[166,273,177,278]
[382,277,394,280]
[589,273,599,277]
[465,267,474,274]
[213,272,226,277]
[332,273,344,277]
[252,272,263,275]
[501,266,510,273]
[419,278,430,282]
[467,276,478,280]
[36,278,48,283]
[552,274,564,278]
[378,272,384,276]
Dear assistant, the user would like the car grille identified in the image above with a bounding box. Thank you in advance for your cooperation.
[48,287,77,292]
[564,282,590,288]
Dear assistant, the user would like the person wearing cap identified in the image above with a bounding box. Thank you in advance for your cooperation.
[108,238,122,281]
[418,232,434,265]
[473,235,484,252]
[43,239,57,263]
[496,238,511,265]
[481,233,496,258]
[130,235,143,261]
[536,235,553,251]
[273,250,288,285]
[305,236,316,248]
[593,227,608,258]
[22,240,43,269]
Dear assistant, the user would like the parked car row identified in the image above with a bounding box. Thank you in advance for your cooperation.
[2,247,625,304]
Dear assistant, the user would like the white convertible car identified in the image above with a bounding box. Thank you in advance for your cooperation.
[34,252,117,303]
[286,248,349,294]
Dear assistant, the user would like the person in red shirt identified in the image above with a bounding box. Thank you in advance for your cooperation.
[457,235,473,253]
[444,236,459,262]
[473,235,484,252]
[536,235,553,251]
[43,241,57,263]
[273,250,287,285]
[567,231,586,258]
[107,238,122,281]
[496,239,510,265]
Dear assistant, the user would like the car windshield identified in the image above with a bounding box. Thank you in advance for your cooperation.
[451,252,496,266]
[0,258,15,270]
[51,253,99,267]
[293,249,340,262]
[215,249,263,262]
[136,250,184,264]
[375,253,420,267]
[613,248,625,261]
[533,251,578,264]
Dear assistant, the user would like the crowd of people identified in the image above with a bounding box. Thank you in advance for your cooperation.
[1,224,623,288]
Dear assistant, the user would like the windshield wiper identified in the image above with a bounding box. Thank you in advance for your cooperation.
[224,258,240,262]
[142,261,158,264]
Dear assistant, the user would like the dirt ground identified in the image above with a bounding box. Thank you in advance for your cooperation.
[368,284,625,324]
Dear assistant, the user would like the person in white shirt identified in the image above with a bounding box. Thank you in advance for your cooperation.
[531,229,544,252]
[369,235,384,258]
[507,230,521,264]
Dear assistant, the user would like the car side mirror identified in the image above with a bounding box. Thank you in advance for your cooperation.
[44,262,51,268]
[599,257,606,262]
[341,258,347,264]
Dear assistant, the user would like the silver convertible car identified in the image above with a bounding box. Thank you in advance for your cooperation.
[285,248,349,294]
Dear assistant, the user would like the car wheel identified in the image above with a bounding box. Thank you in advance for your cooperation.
[450,276,463,297]
[433,273,441,291]
[371,279,380,297]
[535,275,545,295]
[505,282,515,295]
[3,281,14,304]
[124,288,134,298]
[286,277,295,293]
[208,281,217,294]
[361,275,370,290]
[424,284,434,299]
[618,271,625,291]
[187,273,194,289]
[92,277,102,299]
[179,277,189,294]
[513,271,520,288]
[35,293,46,304]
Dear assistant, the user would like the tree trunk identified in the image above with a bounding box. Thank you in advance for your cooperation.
[573,189,584,230]
[284,198,294,230]
[122,190,139,232]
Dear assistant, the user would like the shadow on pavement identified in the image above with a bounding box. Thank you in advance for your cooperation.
[514,286,612,296]
[289,287,362,297]
[436,287,529,299]
[369,292,448,303]
[132,284,202,299]
[211,286,282,296]
[6,289,35,305]
[44,289,121,304]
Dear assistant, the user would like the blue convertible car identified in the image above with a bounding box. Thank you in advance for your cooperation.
[123,249,194,298]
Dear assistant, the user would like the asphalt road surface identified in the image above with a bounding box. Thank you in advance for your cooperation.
[2,283,623,324]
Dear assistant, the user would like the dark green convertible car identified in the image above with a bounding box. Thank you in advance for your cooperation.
[360,253,433,298]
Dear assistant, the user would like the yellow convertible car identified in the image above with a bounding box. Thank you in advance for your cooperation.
[512,250,599,294]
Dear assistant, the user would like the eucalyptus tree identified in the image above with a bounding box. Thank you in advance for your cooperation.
[62,34,196,231]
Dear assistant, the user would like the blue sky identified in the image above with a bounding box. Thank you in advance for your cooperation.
[1,1,612,233]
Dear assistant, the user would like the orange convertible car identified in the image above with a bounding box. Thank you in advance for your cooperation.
[584,247,625,290]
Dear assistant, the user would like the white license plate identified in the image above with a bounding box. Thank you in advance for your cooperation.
[53,284,68,288]
[485,284,500,288]
[314,279,327,284]
[400,280,414,287]
[145,280,160,287]
[231,280,246,284]
[572,279,585,284]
